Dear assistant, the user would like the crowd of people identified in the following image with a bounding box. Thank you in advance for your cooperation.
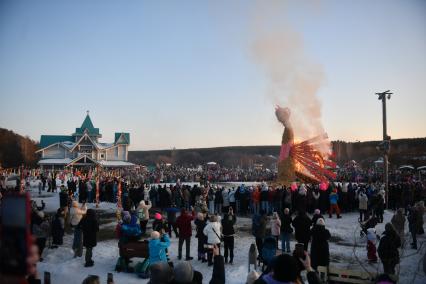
[141,164,277,184]
[0,165,425,284]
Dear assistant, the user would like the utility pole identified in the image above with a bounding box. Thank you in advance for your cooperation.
[375,90,393,209]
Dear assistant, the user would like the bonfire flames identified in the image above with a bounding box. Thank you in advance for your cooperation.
[275,106,336,185]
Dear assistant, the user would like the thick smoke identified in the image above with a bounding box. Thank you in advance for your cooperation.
[251,1,331,156]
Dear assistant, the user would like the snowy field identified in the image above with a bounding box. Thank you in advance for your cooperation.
[28,184,426,284]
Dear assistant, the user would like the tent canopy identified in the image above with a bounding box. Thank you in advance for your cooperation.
[399,165,415,170]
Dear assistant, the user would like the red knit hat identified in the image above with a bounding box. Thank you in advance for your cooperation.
[154,213,162,220]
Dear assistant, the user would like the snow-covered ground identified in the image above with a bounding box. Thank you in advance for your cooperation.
[29,185,426,284]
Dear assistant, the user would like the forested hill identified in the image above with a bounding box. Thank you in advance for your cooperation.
[0,128,39,168]
[129,138,426,169]
[0,126,424,170]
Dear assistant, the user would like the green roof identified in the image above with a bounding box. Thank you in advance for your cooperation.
[39,135,73,148]
[114,132,130,144]
[74,114,100,135]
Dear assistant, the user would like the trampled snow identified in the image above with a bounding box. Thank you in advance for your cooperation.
[29,185,426,284]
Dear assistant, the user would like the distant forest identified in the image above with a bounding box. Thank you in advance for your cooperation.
[0,127,425,170]
[129,138,426,169]
[0,128,39,168]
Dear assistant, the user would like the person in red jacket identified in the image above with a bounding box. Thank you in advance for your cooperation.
[176,207,195,260]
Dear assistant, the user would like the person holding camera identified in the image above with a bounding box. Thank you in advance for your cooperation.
[70,200,87,258]
[253,252,322,284]
[203,215,222,266]
[222,207,236,264]
[149,229,171,265]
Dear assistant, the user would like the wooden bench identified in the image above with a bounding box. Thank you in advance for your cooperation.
[119,240,149,259]
[317,266,378,284]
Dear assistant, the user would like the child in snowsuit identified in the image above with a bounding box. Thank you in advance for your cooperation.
[366,228,378,262]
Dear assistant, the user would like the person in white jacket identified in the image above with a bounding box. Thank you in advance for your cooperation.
[203,214,222,266]
[70,201,87,257]
[271,212,281,248]
[137,200,152,234]
[357,190,368,222]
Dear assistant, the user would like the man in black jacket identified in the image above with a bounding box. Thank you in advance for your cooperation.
[292,210,312,250]
[222,207,236,264]
[378,223,401,275]
[252,210,267,260]
[280,208,293,253]
[80,209,99,267]
[254,253,322,284]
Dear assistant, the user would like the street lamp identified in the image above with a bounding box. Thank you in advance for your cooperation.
[375,90,393,208]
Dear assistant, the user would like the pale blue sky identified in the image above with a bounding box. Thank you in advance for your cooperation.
[0,0,425,150]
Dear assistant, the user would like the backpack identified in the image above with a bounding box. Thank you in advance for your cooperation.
[115,256,129,272]
[134,258,150,279]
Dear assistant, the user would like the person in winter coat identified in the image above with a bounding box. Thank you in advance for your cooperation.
[31,209,50,261]
[328,189,341,218]
[270,212,281,248]
[194,212,207,262]
[169,260,203,284]
[391,208,405,242]
[378,223,401,275]
[165,206,181,238]
[209,244,226,284]
[260,185,269,214]
[357,189,368,222]
[221,207,236,264]
[137,200,151,234]
[252,210,267,259]
[415,201,425,235]
[252,187,261,215]
[222,189,230,212]
[152,213,168,233]
[117,211,142,245]
[176,208,195,260]
[214,188,223,215]
[311,209,323,228]
[312,190,320,214]
[280,208,293,253]
[208,188,216,214]
[292,211,312,250]
[52,208,65,246]
[374,194,385,223]
[80,209,99,267]
[310,218,331,270]
[253,253,322,284]
[203,214,222,266]
[408,205,419,249]
[366,228,378,262]
[228,188,236,212]
[149,230,171,265]
[70,201,87,257]
[149,261,173,284]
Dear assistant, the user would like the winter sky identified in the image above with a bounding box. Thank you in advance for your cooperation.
[0,0,425,150]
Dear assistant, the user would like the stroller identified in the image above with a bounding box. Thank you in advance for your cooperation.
[260,236,277,271]
[359,215,378,237]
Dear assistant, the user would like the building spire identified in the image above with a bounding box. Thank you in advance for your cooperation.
[87,110,90,115]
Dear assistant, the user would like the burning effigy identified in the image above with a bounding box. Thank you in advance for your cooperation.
[275,106,337,185]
